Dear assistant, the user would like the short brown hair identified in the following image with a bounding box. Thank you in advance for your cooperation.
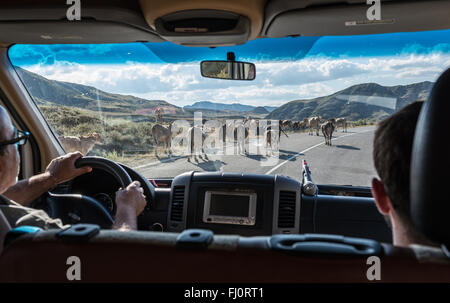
[373,101,423,223]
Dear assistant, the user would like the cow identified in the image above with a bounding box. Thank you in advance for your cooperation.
[308,116,321,136]
[264,129,276,156]
[299,120,306,130]
[302,118,309,132]
[187,126,208,162]
[292,118,309,133]
[336,117,347,132]
[295,118,310,132]
[245,119,260,137]
[234,121,249,155]
[266,123,288,142]
[58,132,103,155]
[292,121,301,131]
[221,121,250,155]
[263,121,288,154]
[281,120,292,130]
[321,119,336,146]
[152,124,171,157]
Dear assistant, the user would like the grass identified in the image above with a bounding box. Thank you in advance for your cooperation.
[351,119,377,127]
[99,150,126,162]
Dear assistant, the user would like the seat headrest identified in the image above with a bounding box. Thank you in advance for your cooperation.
[411,67,450,247]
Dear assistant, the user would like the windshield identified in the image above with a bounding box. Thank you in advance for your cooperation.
[8,29,450,186]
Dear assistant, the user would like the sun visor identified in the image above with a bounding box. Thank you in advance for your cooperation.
[0,2,163,44]
[264,0,450,37]
[0,21,163,44]
[154,10,250,46]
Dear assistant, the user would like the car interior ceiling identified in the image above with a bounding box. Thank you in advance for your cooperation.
[0,0,449,282]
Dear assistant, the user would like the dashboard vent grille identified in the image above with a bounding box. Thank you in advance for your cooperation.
[278,191,296,228]
[170,186,185,222]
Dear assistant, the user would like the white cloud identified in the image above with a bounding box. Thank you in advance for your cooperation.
[21,53,450,107]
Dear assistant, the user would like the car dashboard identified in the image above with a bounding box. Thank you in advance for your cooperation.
[139,171,391,242]
[53,168,391,243]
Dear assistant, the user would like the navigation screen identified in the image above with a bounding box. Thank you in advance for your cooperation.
[209,194,250,217]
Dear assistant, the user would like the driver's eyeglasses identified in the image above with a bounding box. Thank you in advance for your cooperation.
[0,128,30,147]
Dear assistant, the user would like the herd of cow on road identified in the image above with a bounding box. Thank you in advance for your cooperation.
[58,117,348,162]
[150,116,349,161]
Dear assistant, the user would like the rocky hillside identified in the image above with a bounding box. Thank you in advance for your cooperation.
[266,82,433,121]
[15,67,177,114]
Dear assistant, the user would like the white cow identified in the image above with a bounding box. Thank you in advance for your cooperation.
[336,118,347,132]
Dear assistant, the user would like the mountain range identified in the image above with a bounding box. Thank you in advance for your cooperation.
[16,67,433,122]
[266,81,433,121]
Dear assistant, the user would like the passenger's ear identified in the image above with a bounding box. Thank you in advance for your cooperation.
[371,178,393,215]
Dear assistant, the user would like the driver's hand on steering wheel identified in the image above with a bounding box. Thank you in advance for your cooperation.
[45,151,92,186]
[115,181,146,216]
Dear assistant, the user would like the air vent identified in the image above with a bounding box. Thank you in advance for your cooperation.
[278,191,296,228]
[170,186,185,222]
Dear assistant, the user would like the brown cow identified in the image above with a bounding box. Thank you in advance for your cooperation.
[308,117,321,136]
[58,132,102,155]
[321,119,336,146]
[265,122,287,146]
[302,118,309,131]
[281,120,292,129]
[152,124,171,157]
[264,129,277,156]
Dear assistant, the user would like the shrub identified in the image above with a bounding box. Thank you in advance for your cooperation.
[39,105,159,155]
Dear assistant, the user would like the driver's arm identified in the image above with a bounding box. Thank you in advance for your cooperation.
[3,152,92,206]
[113,181,146,231]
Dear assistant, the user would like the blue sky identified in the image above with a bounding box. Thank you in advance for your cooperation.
[8,29,450,107]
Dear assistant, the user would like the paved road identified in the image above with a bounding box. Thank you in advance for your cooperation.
[134,126,377,187]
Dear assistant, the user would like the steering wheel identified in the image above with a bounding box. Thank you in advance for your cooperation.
[41,156,133,229]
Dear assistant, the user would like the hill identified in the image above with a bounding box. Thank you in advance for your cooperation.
[15,67,179,114]
[266,81,433,121]
[248,106,269,114]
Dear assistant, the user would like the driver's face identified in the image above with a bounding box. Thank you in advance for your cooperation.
[0,108,20,194]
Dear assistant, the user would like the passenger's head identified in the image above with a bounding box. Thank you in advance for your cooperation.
[372,101,434,247]
[0,105,20,193]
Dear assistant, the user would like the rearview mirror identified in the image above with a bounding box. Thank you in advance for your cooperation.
[201,60,255,80]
